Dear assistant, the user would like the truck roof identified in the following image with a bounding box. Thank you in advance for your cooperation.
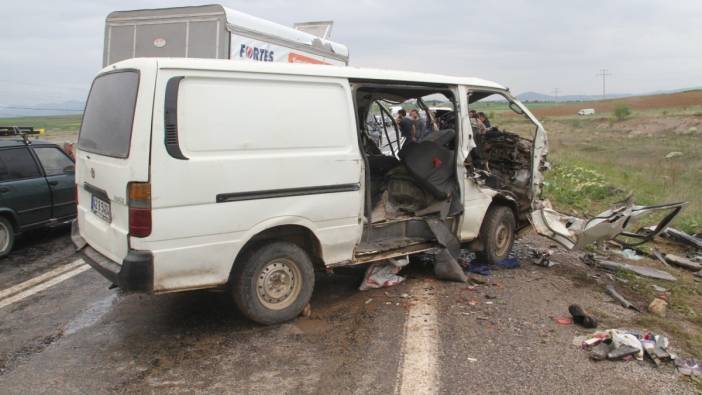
[106,57,508,91]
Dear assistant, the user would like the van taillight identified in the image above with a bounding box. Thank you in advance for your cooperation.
[128,182,151,237]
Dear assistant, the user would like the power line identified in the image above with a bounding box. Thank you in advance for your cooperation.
[552,88,560,101]
[596,69,612,98]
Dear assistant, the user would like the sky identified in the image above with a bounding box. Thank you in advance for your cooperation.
[1,0,701,108]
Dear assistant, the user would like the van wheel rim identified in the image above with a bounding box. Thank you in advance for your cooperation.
[256,258,302,310]
[0,223,8,252]
[495,223,511,257]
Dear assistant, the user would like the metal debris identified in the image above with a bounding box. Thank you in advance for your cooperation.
[583,254,677,282]
[662,227,702,250]
[606,284,640,312]
[664,254,702,271]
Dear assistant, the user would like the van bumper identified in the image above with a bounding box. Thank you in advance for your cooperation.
[80,246,154,292]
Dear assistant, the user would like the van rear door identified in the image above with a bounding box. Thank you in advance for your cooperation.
[76,63,155,263]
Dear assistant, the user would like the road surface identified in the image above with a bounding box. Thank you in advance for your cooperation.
[0,228,694,394]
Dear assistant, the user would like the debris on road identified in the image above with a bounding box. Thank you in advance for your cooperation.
[675,357,702,376]
[568,304,598,328]
[661,227,702,250]
[583,254,677,282]
[618,249,642,260]
[651,248,671,268]
[664,151,683,159]
[359,257,409,290]
[528,247,557,267]
[664,254,702,271]
[552,316,573,325]
[606,284,641,312]
[648,298,668,317]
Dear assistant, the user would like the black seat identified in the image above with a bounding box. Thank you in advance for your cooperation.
[399,141,455,199]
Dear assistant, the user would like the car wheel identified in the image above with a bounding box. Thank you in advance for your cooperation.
[0,217,15,258]
[231,241,315,325]
[477,206,515,265]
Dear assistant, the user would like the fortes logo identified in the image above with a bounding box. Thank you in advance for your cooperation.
[238,44,274,62]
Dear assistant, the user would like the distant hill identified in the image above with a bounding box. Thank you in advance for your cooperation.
[0,100,84,118]
[516,86,702,103]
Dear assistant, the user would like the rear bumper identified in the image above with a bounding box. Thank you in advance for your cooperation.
[72,218,153,292]
[80,246,154,292]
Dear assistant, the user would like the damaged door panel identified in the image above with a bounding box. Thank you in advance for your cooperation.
[530,200,686,250]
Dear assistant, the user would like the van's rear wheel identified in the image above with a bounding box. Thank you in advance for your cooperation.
[231,241,314,325]
[0,217,15,258]
[477,206,515,265]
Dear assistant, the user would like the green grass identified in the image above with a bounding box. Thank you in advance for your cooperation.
[0,114,82,136]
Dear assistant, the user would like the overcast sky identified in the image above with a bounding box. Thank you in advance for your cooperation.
[1,0,701,107]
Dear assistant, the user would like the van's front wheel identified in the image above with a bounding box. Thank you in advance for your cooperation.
[477,206,516,265]
[231,241,315,325]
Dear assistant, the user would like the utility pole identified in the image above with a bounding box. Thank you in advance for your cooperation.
[596,68,611,98]
[552,88,560,101]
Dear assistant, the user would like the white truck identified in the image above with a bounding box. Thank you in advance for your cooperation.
[103,4,349,67]
[73,58,684,324]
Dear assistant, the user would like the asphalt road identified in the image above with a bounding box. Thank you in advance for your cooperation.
[0,229,695,394]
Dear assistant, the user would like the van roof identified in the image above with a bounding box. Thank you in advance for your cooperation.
[108,57,508,91]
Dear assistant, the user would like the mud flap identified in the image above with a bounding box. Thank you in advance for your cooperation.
[529,200,686,250]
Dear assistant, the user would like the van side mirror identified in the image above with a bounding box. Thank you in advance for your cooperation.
[63,165,75,175]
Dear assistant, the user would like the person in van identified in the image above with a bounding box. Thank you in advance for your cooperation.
[478,112,491,129]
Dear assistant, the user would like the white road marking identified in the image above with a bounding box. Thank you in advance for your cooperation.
[395,283,439,395]
[0,259,85,300]
[0,262,90,310]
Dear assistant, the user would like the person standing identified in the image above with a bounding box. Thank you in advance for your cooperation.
[396,109,416,144]
[409,109,426,141]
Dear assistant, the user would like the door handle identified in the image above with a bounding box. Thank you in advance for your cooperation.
[48,181,58,186]
[0,187,9,193]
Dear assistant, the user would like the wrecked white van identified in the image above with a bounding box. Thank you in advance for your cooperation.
[73,58,684,324]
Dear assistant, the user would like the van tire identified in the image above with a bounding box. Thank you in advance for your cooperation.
[477,206,515,265]
[0,217,15,258]
[231,241,315,325]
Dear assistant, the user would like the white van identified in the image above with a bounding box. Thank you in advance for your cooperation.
[74,58,683,324]
[577,108,595,115]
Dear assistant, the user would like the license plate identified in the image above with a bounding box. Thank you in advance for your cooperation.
[91,194,112,223]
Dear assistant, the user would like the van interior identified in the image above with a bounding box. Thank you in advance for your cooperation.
[349,83,538,265]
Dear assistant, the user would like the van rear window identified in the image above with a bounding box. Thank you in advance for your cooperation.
[78,70,139,158]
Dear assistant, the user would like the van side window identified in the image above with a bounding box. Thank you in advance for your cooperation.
[33,147,74,176]
[0,148,42,181]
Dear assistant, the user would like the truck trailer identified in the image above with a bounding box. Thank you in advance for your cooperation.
[103,4,349,67]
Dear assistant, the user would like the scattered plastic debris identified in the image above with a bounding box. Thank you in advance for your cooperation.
[576,329,678,368]
[495,257,520,269]
[664,151,683,159]
[651,284,668,293]
[552,316,573,325]
[359,256,409,290]
[569,304,598,328]
[467,357,478,363]
[618,249,642,260]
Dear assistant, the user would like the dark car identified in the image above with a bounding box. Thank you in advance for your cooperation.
[0,139,76,257]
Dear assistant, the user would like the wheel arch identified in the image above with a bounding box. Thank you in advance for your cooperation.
[233,224,325,274]
[0,209,20,233]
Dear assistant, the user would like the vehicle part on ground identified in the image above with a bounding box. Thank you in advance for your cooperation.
[530,200,686,250]
[231,241,315,325]
[606,284,641,312]
[425,217,467,283]
[0,216,15,258]
[661,227,702,250]
[477,206,516,266]
[584,254,677,282]
[664,254,702,271]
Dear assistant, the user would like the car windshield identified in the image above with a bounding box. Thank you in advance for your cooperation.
[78,70,139,158]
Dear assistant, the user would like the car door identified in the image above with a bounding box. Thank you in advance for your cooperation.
[0,147,52,228]
[31,145,77,220]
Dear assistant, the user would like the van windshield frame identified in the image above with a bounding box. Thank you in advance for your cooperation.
[78,69,140,158]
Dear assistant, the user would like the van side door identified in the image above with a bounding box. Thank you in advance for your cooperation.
[0,147,52,229]
[32,146,77,221]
